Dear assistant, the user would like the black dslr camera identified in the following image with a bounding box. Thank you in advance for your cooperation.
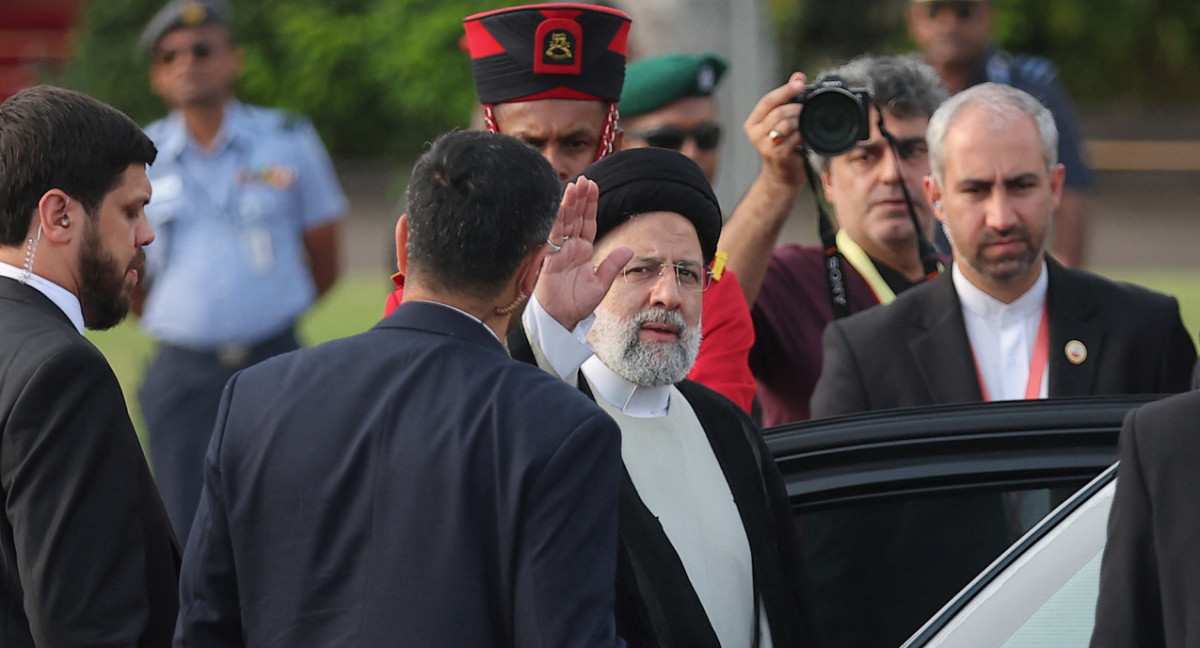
[795,76,872,157]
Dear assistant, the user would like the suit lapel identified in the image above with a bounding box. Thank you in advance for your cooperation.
[1045,260,1103,397]
[906,273,986,403]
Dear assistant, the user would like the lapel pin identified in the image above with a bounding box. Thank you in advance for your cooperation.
[1065,340,1087,365]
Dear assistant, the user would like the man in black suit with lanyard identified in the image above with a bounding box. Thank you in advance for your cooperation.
[813,82,1194,416]
[0,85,179,647]
[806,82,1194,648]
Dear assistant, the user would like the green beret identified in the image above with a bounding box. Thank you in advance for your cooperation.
[620,52,728,118]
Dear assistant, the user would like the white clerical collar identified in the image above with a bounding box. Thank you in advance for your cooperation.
[581,355,671,418]
[0,261,85,333]
[952,259,1048,322]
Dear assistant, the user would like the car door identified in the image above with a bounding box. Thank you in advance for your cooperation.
[764,395,1158,648]
[902,464,1117,648]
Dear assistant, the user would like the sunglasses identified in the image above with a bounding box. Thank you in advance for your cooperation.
[155,41,214,65]
[628,122,722,152]
[924,1,985,20]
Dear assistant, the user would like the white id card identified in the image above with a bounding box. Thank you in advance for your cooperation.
[247,227,275,273]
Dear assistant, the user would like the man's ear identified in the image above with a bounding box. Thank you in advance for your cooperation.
[1049,163,1066,212]
[924,176,946,224]
[610,128,624,152]
[518,243,549,298]
[37,189,74,245]
[395,214,410,275]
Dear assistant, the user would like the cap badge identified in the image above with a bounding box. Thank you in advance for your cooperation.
[545,32,573,61]
[179,0,208,27]
[534,17,582,75]
[698,65,716,92]
[1065,340,1087,365]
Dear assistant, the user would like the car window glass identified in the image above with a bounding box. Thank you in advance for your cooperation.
[798,484,1080,648]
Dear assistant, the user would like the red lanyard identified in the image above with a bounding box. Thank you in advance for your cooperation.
[974,305,1050,402]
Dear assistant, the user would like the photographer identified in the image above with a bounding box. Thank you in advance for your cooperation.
[717,54,948,425]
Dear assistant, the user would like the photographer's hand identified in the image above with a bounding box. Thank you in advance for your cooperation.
[746,72,808,187]
[716,73,810,305]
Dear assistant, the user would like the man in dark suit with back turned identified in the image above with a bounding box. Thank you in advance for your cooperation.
[176,130,624,647]
[1091,390,1200,648]
[812,83,1194,417]
[0,85,180,647]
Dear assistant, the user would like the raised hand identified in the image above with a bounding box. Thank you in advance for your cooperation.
[536,176,633,331]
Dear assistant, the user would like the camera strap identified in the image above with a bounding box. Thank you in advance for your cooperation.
[876,111,942,282]
[802,157,854,320]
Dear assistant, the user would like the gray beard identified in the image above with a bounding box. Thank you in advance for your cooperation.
[589,304,701,387]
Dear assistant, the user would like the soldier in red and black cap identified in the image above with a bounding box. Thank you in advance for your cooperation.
[463,3,630,180]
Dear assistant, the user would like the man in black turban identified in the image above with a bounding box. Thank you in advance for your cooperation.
[510,147,812,648]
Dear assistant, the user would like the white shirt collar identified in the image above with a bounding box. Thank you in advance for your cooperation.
[0,261,85,333]
[581,355,672,418]
[408,300,500,342]
[953,259,1048,321]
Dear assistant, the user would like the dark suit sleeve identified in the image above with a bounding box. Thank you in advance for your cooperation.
[2,344,175,646]
[175,375,245,647]
[1090,407,1166,648]
[1156,296,1195,393]
[512,410,623,648]
[810,320,870,418]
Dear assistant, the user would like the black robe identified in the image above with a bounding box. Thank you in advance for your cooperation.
[509,327,814,648]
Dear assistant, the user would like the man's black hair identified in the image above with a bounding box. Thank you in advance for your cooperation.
[0,85,158,246]
[405,130,560,299]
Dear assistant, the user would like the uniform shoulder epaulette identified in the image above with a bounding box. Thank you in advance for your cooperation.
[1011,54,1058,85]
[280,111,310,132]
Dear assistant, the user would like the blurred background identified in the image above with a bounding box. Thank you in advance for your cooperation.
[3,0,1198,431]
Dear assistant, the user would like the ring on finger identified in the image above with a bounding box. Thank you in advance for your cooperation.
[768,129,783,145]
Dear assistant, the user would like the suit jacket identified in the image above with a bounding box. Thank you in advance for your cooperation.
[509,327,813,648]
[1091,390,1200,648]
[0,277,180,647]
[176,302,623,647]
[812,259,1196,417]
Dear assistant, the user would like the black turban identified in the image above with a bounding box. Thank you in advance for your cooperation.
[576,148,722,264]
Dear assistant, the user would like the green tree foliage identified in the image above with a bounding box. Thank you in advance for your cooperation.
[770,0,1200,107]
[63,0,512,157]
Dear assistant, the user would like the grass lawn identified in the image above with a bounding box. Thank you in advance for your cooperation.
[88,266,1200,446]
[87,271,394,444]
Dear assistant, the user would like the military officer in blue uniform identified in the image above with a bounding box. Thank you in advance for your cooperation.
[907,0,1093,267]
[135,0,348,543]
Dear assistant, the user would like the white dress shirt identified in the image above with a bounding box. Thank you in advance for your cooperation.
[953,261,1049,401]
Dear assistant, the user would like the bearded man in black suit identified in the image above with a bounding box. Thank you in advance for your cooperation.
[0,85,179,647]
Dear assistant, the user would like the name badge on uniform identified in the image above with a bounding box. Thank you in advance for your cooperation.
[246,227,274,274]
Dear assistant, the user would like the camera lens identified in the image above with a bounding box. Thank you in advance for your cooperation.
[799,87,869,157]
